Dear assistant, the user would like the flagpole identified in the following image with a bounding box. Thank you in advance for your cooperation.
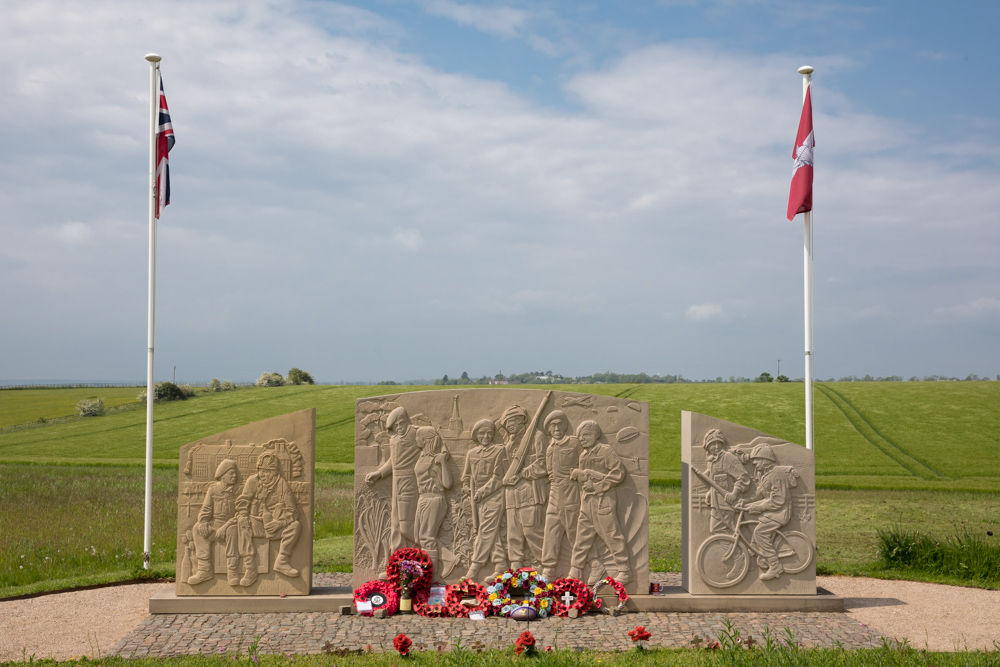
[143,52,161,569]
[799,65,814,451]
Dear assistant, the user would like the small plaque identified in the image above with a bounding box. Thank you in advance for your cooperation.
[469,610,485,620]
[356,600,373,613]
[428,585,446,606]
[368,591,389,609]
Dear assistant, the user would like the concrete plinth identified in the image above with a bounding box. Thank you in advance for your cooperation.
[150,585,842,614]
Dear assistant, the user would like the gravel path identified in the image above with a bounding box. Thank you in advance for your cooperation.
[1,574,997,660]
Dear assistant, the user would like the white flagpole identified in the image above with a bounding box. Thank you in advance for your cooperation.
[799,65,814,451]
[143,52,161,569]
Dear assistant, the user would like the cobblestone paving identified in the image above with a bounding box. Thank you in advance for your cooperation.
[112,573,880,657]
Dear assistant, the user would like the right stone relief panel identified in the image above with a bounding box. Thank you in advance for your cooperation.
[353,388,649,594]
[682,411,816,595]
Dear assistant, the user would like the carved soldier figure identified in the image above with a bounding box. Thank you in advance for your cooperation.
[413,426,461,580]
[499,404,548,570]
[539,410,582,580]
[462,419,509,581]
[569,421,632,584]
[365,406,420,556]
[702,429,752,534]
[188,459,241,585]
[735,443,796,581]
[235,452,301,586]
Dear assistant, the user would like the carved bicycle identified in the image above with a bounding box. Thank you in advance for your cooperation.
[692,466,813,588]
[695,508,814,587]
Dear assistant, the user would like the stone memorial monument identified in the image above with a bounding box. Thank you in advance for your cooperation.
[175,408,315,596]
[353,389,650,594]
[682,411,815,595]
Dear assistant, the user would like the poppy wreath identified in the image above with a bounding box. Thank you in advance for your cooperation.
[412,587,449,618]
[444,579,492,618]
[352,579,400,617]
[385,548,434,598]
[592,576,629,614]
[490,567,555,618]
[549,577,593,617]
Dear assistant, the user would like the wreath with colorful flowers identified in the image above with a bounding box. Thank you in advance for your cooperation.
[444,579,492,618]
[489,567,555,618]
[385,548,434,598]
[548,577,593,617]
[592,576,629,614]
[352,579,400,617]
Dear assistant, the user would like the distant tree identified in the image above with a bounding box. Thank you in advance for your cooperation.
[139,381,188,403]
[209,378,222,392]
[77,397,104,417]
[256,372,285,387]
[443,374,449,383]
[755,372,774,383]
[221,380,238,391]
[377,380,398,385]
[286,368,315,385]
[461,371,469,380]
[776,375,790,382]
[716,377,723,383]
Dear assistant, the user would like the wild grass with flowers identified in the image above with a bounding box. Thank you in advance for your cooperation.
[877,525,1000,586]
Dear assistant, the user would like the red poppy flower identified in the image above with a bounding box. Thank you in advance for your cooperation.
[393,633,412,656]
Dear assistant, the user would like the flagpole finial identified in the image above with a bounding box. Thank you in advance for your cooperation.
[798,65,814,76]
[145,53,162,63]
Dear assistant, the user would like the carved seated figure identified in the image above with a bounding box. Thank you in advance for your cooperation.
[187,459,241,585]
[235,452,301,586]
[735,443,796,581]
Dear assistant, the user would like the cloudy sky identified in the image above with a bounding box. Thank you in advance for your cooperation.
[2,0,998,383]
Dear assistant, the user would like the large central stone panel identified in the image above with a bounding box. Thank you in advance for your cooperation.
[353,389,649,593]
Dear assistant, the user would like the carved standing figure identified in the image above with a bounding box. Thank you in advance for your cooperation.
[569,421,632,584]
[735,443,796,581]
[235,452,301,586]
[701,429,752,534]
[462,418,509,581]
[188,459,241,585]
[539,410,582,580]
[413,426,461,580]
[365,406,420,557]
[499,404,548,570]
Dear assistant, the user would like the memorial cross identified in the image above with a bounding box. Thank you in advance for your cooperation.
[560,591,575,607]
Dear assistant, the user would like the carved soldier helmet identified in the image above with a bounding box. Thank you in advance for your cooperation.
[214,459,238,480]
[500,405,528,424]
[543,410,569,431]
[576,420,602,438]
[385,406,409,432]
[750,443,777,462]
[702,429,728,451]
[256,451,281,471]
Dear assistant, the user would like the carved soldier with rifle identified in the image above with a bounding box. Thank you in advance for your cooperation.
[462,418,509,582]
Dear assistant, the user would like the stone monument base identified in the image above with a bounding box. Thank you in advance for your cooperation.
[150,585,842,614]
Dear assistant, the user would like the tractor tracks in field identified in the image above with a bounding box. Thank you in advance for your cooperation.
[815,384,945,480]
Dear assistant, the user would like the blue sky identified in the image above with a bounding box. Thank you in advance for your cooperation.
[1,0,998,383]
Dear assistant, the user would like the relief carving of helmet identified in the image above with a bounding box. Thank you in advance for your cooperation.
[214,459,238,480]
[256,452,281,471]
[500,405,528,424]
[702,429,728,451]
[750,443,776,462]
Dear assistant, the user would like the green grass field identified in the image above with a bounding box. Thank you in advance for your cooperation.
[1,382,998,598]
[0,387,143,428]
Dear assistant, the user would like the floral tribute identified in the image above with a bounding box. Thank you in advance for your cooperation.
[514,630,537,657]
[386,548,434,598]
[412,588,449,618]
[352,580,400,617]
[548,577,593,617]
[489,567,555,618]
[592,576,629,614]
[628,625,652,651]
[444,579,492,618]
[393,633,412,656]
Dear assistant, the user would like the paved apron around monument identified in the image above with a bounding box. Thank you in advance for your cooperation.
[112,573,879,657]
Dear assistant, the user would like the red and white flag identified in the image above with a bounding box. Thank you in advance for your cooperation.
[155,78,175,219]
[786,86,813,221]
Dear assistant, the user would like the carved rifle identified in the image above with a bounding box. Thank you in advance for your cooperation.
[691,466,741,510]
[466,473,479,535]
[504,390,552,483]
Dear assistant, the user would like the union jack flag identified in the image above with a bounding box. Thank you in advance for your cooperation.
[155,77,175,219]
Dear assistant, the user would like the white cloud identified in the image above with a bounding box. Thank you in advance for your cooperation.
[420,0,532,38]
[935,297,1000,320]
[392,228,424,252]
[686,303,723,321]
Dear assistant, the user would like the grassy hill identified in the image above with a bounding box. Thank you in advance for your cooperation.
[1,382,997,489]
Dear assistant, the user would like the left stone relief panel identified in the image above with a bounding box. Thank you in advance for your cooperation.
[175,408,315,596]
